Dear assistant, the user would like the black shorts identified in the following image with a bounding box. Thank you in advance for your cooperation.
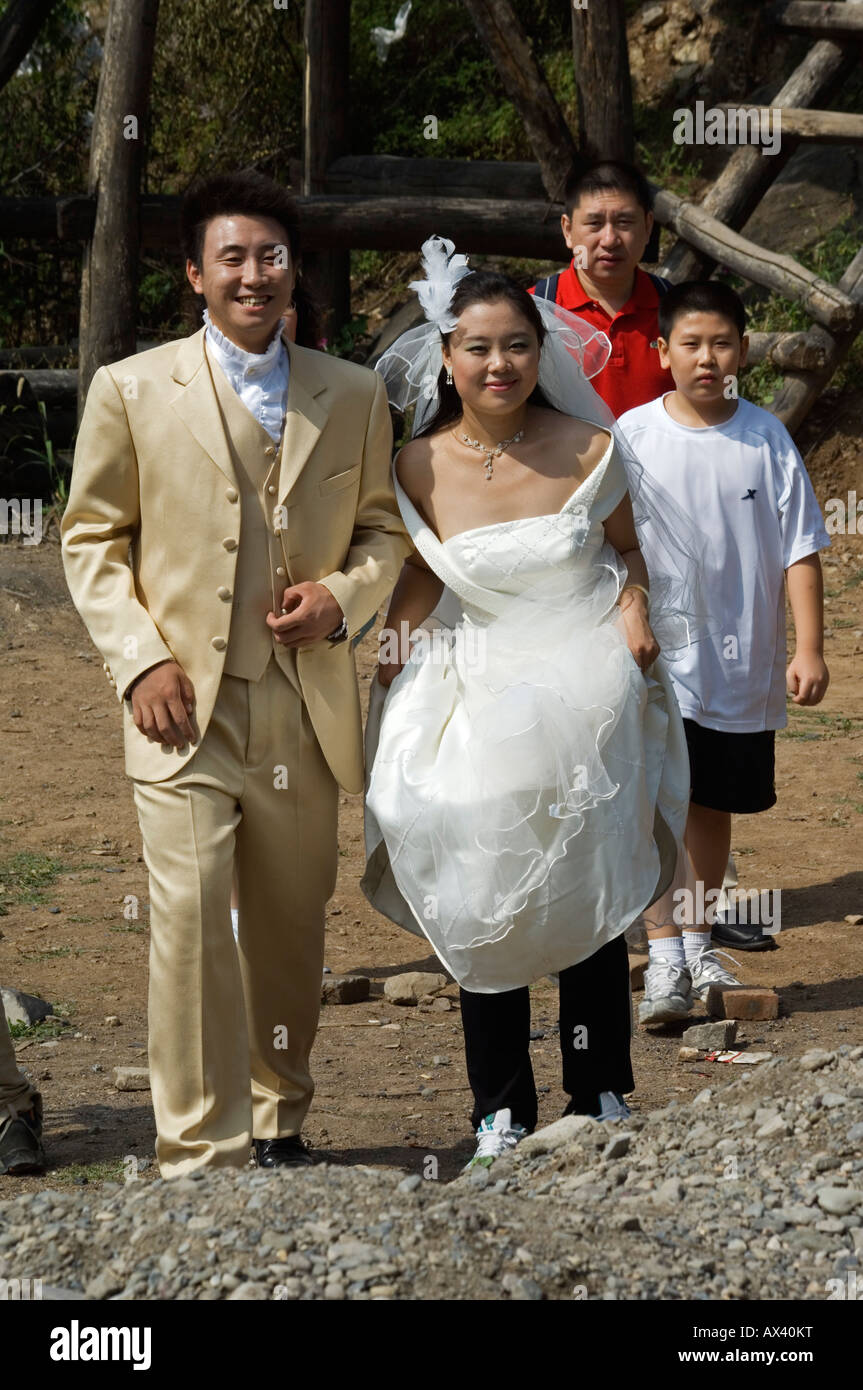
[683,719,776,814]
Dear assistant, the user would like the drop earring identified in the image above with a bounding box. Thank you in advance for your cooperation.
[445,366,453,386]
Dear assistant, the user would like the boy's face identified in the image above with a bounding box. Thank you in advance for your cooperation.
[658,311,749,404]
[561,190,653,287]
[186,213,296,353]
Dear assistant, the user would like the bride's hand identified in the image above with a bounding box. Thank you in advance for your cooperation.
[377,659,405,689]
[618,593,660,673]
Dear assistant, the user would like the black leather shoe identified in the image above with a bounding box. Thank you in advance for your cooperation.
[253,1135,316,1169]
[0,1098,46,1175]
[711,915,777,951]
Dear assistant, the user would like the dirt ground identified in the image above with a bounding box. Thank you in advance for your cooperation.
[1,391,862,1193]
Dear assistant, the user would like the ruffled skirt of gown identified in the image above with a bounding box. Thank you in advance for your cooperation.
[362,569,689,994]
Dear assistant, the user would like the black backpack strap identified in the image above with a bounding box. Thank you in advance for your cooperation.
[533,272,561,302]
[647,271,671,296]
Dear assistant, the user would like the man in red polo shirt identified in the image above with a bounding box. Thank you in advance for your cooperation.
[530,160,673,418]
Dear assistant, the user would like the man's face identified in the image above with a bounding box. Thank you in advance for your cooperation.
[186,213,296,352]
[561,190,653,287]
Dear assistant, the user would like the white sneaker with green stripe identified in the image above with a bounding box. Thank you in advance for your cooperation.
[464,1108,527,1171]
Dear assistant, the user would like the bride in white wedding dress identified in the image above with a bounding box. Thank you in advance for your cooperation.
[362,241,695,1147]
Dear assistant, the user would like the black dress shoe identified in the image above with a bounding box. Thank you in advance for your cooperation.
[711,915,777,952]
[253,1135,316,1169]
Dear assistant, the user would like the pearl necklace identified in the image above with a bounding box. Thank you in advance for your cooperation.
[457,427,525,481]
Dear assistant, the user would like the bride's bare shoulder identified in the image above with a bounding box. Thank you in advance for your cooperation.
[395,433,446,499]
[533,407,613,466]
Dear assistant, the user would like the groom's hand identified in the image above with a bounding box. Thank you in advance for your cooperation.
[129,660,198,747]
[267,582,344,648]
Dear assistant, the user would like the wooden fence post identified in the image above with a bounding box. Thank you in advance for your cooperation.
[77,0,160,419]
[303,0,351,346]
[571,0,633,163]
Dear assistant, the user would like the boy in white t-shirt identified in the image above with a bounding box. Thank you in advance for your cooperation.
[618,281,830,1024]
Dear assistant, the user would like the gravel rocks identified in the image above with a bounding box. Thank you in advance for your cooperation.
[2,1051,862,1300]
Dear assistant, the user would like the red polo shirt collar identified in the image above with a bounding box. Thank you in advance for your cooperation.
[557,262,658,321]
[540,262,673,416]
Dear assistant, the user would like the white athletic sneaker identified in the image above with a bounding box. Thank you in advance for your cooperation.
[464,1108,527,1170]
[688,947,742,1002]
[592,1091,631,1122]
[638,957,694,1024]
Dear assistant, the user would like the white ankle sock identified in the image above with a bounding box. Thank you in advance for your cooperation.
[683,929,711,965]
[231,908,239,941]
[649,935,685,967]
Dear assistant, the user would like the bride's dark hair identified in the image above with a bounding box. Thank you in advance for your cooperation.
[415,271,554,439]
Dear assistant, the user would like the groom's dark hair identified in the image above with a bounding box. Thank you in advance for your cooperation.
[180,170,301,268]
[564,160,653,218]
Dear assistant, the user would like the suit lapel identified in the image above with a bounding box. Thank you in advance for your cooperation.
[167,329,331,499]
[277,341,329,503]
[169,328,238,488]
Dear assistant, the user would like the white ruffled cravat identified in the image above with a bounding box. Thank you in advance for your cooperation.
[203,309,289,443]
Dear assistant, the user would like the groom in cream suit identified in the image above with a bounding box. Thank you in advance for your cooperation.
[62,172,409,1177]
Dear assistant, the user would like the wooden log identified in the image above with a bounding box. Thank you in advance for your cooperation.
[653,186,861,332]
[303,0,351,340]
[0,347,73,368]
[325,154,547,201]
[0,370,77,408]
[0,193,569,260]
[77,0,161,417]
[773,1,863,38]
[715,105,863,144]
[745,331,828,371]
[294,195,566,258]
[660,3,863,282]
[461,0,581,202]
[0,0,58,94]
[768,245,863,431]
[571,0,633,163]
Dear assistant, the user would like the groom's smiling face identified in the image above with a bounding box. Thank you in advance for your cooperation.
[186,213,297,353]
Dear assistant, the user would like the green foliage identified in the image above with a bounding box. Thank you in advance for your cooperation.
[0,851,65,905]
[324,314,369,359]
[719,217,863,408]
[146,0,304,192]
[7,1018,69,1041]
[634,105,704,197]
[0,2,96,347]
[349,0,571,160]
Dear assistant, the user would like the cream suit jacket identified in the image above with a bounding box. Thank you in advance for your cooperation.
[61,328,410,791]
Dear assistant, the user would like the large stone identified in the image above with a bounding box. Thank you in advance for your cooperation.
[601,1132,632,1161]
[383,972,448,1006]
[654,1177,685,1205]
[755,1114,789,1140]
[706,985,778,1021]
[518,1114,594,1158]
[799,1048,835,1072]
[1,987,53,1026]
[682,1019,738,1050]
[320,974,370,1005]
[112,1066,150,1092]
[816,1187,862,1217]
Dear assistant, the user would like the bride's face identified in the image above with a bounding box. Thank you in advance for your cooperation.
[443,300,540,416]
